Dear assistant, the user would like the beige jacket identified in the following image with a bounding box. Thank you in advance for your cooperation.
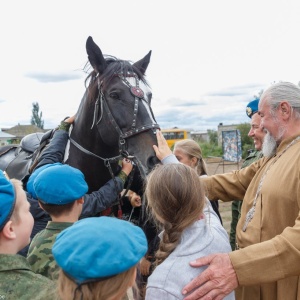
[203,134,300,300]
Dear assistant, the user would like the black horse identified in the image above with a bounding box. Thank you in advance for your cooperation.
[0,36,160,194]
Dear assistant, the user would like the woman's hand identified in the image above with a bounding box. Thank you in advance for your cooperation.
[153,130,172,161]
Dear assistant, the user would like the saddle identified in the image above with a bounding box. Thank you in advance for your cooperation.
[1,130,54,182]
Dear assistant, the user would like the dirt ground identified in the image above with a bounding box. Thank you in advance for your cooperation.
[205,157,243,235]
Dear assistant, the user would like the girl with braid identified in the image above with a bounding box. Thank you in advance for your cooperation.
[173,139,222,224]
[144,164,234,300]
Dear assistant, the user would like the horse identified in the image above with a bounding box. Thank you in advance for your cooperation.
[0,36,160,195]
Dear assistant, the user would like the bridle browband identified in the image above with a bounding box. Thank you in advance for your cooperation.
[69,71,160,201]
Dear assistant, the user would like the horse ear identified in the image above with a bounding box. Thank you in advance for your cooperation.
[133,51,151,75]
[86,36,107,74]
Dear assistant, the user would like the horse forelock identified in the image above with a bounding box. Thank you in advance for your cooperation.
[84,57,149,103]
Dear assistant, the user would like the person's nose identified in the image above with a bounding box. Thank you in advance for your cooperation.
[248,129,254,137]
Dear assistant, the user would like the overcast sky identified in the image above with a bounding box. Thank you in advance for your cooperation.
[1,0,300,131]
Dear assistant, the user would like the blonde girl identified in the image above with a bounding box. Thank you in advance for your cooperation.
[145,164,233,300]
[173,139,222,223]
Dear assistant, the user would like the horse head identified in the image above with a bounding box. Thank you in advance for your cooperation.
[67,36,160,192]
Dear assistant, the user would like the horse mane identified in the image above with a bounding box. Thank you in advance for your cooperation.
[84,56,149,102]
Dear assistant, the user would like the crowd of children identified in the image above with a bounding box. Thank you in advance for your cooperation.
[0,116,232,300]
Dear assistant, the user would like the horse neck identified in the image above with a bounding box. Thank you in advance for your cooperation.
[67,94,120,192]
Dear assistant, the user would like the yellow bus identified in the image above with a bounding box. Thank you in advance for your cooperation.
[161,128,190,148]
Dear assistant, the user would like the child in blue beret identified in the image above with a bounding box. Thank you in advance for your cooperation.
[26,163,89,280]
[0,172,55,299]
[21,116,133,257]
[52,216,147,300]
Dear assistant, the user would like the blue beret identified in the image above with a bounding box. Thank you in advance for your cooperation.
[246,99,259,118]
[52,217,147,285]
[26,162,62,199]
[33,164,88,205]
[0,172,16,231]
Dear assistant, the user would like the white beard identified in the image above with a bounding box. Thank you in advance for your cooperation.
[262,131,277,157]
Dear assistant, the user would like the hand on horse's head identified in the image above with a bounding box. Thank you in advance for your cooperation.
[153,130,172,161]
[121,158,133,176]
[58,115,76,132]
[64,115,76,124]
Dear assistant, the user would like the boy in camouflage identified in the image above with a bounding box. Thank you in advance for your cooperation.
[20,116,132,258]
[0,172,55,300]
[27,162,88,280]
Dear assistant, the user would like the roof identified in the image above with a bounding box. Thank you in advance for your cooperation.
[3,124,46,138]
[161,128,191,132]
[0,131,15,138]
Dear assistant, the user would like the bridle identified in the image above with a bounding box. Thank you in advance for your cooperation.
[69,71,160,200]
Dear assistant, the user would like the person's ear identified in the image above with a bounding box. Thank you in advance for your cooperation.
[191,157,198,167]
[38,201,46,212]
[1,221,17,240]
[280,101,291,120]
[77,197,84,205]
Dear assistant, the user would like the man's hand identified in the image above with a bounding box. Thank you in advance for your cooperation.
[121,158,133,176]
[182,253,238,300]
[153,130,172,161]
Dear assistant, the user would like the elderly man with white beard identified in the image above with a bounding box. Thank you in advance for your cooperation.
[154,81,300,300]
[184,81,300,300]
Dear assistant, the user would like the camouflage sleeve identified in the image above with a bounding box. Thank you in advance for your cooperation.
[27,231,60,280]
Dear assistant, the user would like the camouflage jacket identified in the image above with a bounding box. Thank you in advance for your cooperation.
[27,221,73,280]
[241,149,263,168]
[0,254,56,300]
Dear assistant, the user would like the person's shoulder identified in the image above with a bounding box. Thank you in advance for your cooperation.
[27,247,58,280]
[31,288,59,300]
[242,150,263,167]
[18,273,56,300]
[0,256,56,299]
[28,228,50,250]
[146,248,208,299]
[27,230,56,260]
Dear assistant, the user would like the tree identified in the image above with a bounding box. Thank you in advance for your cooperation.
[207,129,218,145]
[198,130,222,157]
[236,123,252,158]
[31,102,44,129]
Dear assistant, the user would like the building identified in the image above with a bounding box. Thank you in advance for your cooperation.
[190,130,209,143]
[2,124,46,144]
[0,130,16,146]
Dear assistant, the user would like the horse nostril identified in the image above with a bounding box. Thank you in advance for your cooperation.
[147,156,160,170]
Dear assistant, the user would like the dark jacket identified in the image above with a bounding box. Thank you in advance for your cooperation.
[19,130,124,256]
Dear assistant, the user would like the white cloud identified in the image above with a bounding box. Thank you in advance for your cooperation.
[1,0,300,131]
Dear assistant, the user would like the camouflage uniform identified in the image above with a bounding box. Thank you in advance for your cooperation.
[229,150,263,250]
[0,254,56,300]
[27,221,73,280]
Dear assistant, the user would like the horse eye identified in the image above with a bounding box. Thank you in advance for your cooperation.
[109,92,119,100]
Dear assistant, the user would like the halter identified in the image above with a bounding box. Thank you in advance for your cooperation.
[69,71,160,201]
